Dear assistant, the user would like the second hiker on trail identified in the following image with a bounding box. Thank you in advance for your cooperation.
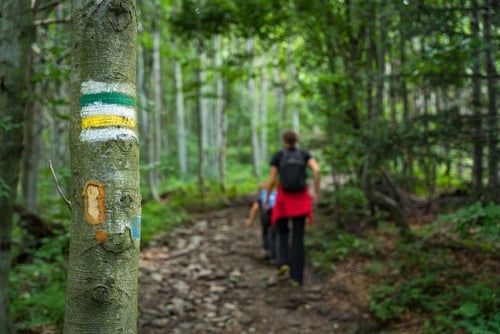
[265,130,320,286]
[245,183,278,264]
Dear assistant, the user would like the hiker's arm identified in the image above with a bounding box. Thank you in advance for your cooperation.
[265,167,278,205]
[308,158,320,203]
[245,202,259,227]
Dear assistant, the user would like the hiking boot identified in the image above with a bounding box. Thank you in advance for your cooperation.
[289,279,301,288]
[277,265,289,280]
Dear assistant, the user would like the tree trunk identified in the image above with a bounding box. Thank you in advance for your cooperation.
[137,41,148,160]
[471,0,483,196]
[150,26,162,201]
[214,35,226,190]
[484,0,499,202]
[272,44,286,134]
[64,1,140,333]
[22,81,43,214]
[174,58,188,177]
[196,42,207,191]
[260,56,269,164]
[247,38,261,177]
[0,2,33,332]
[287,39,300,133]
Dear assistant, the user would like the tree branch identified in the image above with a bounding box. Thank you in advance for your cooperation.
[48,160,72,210]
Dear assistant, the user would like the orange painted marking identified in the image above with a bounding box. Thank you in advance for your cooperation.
[83,181,106,225]
[94,228,108,244]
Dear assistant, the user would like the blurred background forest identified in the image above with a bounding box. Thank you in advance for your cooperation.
[1,0,499,333]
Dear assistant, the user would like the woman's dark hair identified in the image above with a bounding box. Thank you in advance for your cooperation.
[282,130,299,146]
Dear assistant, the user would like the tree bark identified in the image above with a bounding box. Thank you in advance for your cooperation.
[260,56,269,164]
[64,1,140,333]
[196,41,207,191]
[247,38,261,177]
[0,2,33,332]
[174,57,188,177]
[483,0,499,202]
[150,26,162,201]
[470,0,483,196]
[22,80,43,214]
[214,35,226,190]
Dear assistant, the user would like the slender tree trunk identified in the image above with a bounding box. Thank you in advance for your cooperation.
[287,39,300,133]
[137,42,148,159]
[484,0,499,202]
[22,81,43,214]
[471,0,483,195]
[399,14,413,190]
[0,2,33,332]
[174,57,188,177]
[64,1,140,333]
[214,35,226,189]
[272,44,286,134]
[150,26,162,200]
[196,42,207,191]
[247,38,260,177]
[260,56,269,164]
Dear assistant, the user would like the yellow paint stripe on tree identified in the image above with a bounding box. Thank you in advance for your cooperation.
[81,115,137,129]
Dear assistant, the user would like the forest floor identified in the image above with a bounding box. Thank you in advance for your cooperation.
[22,193,499,334]
[138,196,377,334]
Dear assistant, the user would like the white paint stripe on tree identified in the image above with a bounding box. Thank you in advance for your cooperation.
[81,80,135,96]
[81,103,136,119]
[80,128,137,142]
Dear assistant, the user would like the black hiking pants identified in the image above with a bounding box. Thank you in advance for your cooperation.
[276,215,306,284]
[261,211,276,259]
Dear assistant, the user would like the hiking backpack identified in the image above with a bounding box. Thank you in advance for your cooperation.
[279,149,307,192]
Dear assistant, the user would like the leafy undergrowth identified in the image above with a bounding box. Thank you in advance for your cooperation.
[308,197,500,333]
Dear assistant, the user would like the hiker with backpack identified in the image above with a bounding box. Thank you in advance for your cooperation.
[264,130,320,286]
[245,184,278,263]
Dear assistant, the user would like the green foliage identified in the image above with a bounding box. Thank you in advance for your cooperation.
[0,177,10,199]
[307,229,376,275]
[10,234,69,329]
[436,201,500,244]
[331,186,369,215]
[369,244,499,333]
[141,200,190,247]
[0,116,22,132]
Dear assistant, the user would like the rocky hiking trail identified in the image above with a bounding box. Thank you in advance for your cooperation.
[139,197,375,334]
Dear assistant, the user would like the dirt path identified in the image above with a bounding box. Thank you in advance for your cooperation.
[138,200,375,334]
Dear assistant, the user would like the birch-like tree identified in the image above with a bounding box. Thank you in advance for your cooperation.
[247,38,261,177]
[0,2,33,332]
[64,1,141,333]
[174,52,188,177]
[214,35,226,189]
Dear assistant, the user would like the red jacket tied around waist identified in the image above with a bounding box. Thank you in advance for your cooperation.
[271,184,313,226]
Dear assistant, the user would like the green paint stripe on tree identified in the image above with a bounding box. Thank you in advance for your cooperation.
[79,92,136,108]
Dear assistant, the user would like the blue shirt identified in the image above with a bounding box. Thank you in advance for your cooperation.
[259,190,277,208]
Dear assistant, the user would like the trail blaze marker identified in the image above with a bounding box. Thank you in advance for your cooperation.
[79,81,137,142]
[83,181,106,225]
[94,228,108,244]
